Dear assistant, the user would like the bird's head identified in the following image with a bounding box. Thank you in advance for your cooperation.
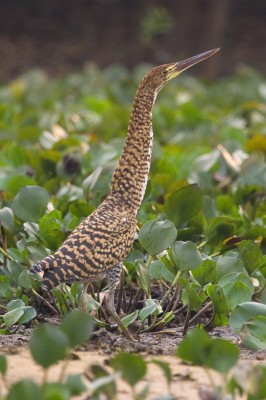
[143,48,220,93]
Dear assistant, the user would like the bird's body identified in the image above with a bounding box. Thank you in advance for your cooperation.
[32,194,136,288]
[30,48,219,339]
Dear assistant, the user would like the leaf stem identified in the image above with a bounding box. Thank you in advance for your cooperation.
[0,246,14,261]
[32,289,60,317]
[161,270,182,306]
[59,351,70,382]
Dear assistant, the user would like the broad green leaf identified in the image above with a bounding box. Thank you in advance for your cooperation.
[164,184,202,227]
[192,259,216,286]
[3,308,24,327]
[216,256,246,280]
[149,260,165,280]
[218,272,254,295]
[6,175,36,195]
[242,316,266,350]
[204,338,240,373]
[171,241,202,272]
[237,240,263,274]
[229,302,266,332]
[6,379,43,400]
[7,299,25,311]
[111,352,147,387]
[177,328,239,373]
[138,218,177,256]
[18,307,37,325]
[12,185,49,222]
[221,281,252,311]
[0,207,15,232]
[61,309,94,348]
[29,324,68,369]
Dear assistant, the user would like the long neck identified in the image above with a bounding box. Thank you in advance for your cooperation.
[111,84,157,213]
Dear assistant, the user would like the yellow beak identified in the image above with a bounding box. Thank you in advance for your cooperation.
[166,48,220,80]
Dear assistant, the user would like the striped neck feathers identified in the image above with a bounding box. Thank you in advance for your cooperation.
[111,83,159,213]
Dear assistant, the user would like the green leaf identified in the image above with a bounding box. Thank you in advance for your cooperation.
[121,310,139,329]
[216,256,245,281]
[61,309,94,348]
[237,240,263,274]
[3,308,24,327]
[43,382,70,400]
[149,260,166,280]
[139,299,162,322]
[138,218,177,256]
[171,241,202,272]
[242,316,266,350]
[177,328,239,373]
[180,278,202,311]
[29,324,68,369]
[7,299,25,311]
[206,284,228,327]
[206,216,236,246]
[229,302,266,332]
[164,184,202,226]
[69,200,94,218]
[7,379,43,400]
[0,275,13,299]
[0,354,7,376]
[192,259,216,286]
[66,374,87,396]
[18,306,37,325]
[12,185,49,222]
[219,271,254,297]
[0,207,15,232]
[111,352,147,387]
[18,270,33,289]
[26,241,49,264]
[221,281,252,311]
[204,338,240,373]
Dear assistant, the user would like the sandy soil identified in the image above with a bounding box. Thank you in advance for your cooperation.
[2,347,220,400]
[1,327,266,399]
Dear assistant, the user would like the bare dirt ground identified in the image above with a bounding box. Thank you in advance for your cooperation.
[1,326,266,399]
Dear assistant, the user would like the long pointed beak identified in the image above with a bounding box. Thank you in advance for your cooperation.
[166,48,220,79]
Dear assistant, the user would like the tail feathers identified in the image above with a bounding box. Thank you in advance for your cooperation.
[29,255,59,291]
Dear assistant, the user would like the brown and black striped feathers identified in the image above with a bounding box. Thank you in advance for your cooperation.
[30,194,136,289]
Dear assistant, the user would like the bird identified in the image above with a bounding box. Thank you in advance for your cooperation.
[30,48,219,340]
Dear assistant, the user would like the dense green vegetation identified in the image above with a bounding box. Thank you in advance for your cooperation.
[0,64,266,398]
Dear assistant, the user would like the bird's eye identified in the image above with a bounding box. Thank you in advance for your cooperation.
[162,69,168,76]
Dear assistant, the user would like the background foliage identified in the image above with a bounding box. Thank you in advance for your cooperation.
[0,64,266,348]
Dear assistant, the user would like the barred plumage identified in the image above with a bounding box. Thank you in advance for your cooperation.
[30,48,219,339]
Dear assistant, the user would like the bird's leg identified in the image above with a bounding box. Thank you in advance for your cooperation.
[106,263,136,341]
